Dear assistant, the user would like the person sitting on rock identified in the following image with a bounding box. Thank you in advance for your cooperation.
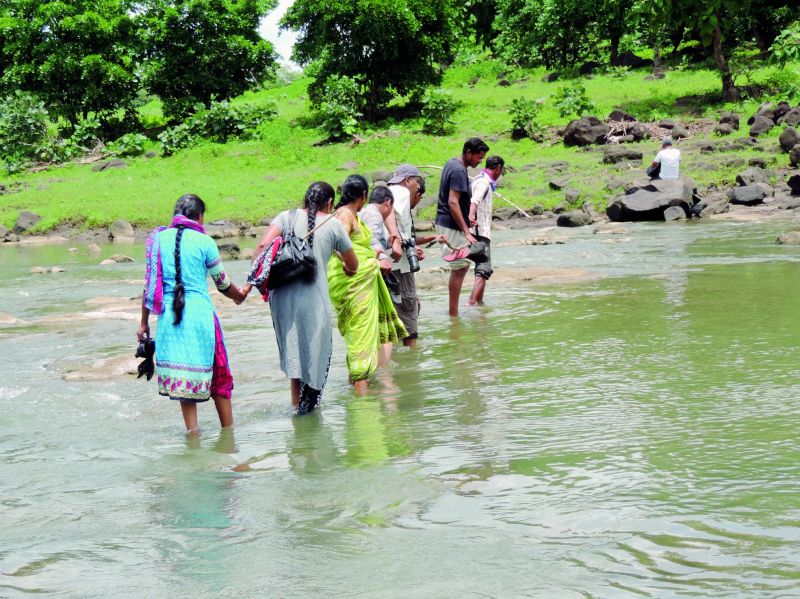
[649,137,681,180]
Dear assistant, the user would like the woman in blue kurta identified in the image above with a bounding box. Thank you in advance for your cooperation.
[138,195,247,434]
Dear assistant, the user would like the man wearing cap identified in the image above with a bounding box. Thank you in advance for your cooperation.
[649,137,681,180]
[384,164,446,347]
[435,137,489,317]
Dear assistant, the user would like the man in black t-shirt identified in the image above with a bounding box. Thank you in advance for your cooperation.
[435,137,489,317]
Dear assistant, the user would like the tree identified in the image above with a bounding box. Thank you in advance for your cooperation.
[281,0,463,121]
[494,0,602,69]
[137,0,278,121]
[0,0,139,129]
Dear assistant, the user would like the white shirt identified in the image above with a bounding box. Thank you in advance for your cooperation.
[470,172,494,240]
[388,184,413,273]
[654,148,681,179]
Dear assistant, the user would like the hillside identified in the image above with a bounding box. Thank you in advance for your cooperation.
[1,58,798,232]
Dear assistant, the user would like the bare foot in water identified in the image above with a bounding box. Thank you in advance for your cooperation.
[353,379,369,395]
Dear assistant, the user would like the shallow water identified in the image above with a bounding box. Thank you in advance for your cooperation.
[2,219,800,597]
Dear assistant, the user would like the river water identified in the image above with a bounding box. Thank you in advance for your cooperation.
[1,218,799,597]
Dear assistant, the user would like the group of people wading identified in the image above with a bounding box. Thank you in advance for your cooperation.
[137,137,505,434]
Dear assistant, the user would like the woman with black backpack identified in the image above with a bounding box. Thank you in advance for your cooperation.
[245,182,358,415]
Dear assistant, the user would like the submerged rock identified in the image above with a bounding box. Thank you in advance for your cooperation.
[556,212,592,227]
[776,231,800,245]
[663,206,687,220]
[109,254,134,263]
[109,219,134,240]
[217,243,241,260]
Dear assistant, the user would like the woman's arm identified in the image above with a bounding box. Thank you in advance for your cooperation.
[220,284,247,305]
[340,249,358,276]
[137,301,150,341]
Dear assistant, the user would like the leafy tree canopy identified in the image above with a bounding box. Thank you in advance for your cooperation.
[281,0,464,120]
[0,0,139,127]
[137,0,278,121]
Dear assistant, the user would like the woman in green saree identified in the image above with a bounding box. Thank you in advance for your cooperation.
[328,175,407,392]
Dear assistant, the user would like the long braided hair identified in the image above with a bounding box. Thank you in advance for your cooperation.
[172,194,205,325]
[302,181,335,249]
[335,174,369,211]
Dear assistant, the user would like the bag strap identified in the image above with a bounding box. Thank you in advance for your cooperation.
[301,208,341,241]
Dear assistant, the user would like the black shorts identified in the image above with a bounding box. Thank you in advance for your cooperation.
[474,236,493,280]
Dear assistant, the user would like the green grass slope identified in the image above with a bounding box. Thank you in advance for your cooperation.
[1,59,798,232]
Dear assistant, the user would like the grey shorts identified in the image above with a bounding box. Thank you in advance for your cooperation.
[474,235,493,279]
[436,225,470,270]
[393,270,419,339]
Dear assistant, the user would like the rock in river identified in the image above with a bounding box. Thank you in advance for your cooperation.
[606,177,696,222]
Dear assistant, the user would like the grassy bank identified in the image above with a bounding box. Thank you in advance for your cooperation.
[1,59,798,232]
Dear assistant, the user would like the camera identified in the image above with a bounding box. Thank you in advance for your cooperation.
[402,237,420,273]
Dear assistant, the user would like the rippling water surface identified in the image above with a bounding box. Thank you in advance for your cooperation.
[2,219,800,597]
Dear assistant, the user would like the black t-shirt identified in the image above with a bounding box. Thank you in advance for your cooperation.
[435,157,471,231]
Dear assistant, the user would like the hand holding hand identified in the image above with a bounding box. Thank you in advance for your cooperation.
[379,258,393,273]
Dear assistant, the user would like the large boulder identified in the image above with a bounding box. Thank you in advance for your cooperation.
[729,185,767,206]
[606,177,696,222]
[780,127,800,153]
[736,167,769,187]
[14,210,41,233]
[563,116,609,146]
[749,115,774,137]
[602,147,643,164]
[658,119,676,129]
[556,211,593,227]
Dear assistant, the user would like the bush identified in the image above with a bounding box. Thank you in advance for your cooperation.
[69,115,103,150]
[158,123,197,157]
[158,99,278,155]
[0,92,51,172]
[107,133,148,157]
[421,89,459,135]
[192,100,278,143]
[770,22,800,68]
[509,97,546,141]
[316,75,361,140]
[552,80,595,119]
[759,68,800,102]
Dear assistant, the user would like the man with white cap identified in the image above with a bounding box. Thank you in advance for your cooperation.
[649,137,681,180]
[384,164,446,347]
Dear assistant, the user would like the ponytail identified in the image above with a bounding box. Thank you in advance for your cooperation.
[172,227,186,325]
[303,181,335,249]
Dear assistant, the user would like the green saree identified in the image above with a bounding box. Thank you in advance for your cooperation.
[328,216,407,381]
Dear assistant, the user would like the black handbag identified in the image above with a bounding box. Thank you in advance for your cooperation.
[267,210,317,290]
